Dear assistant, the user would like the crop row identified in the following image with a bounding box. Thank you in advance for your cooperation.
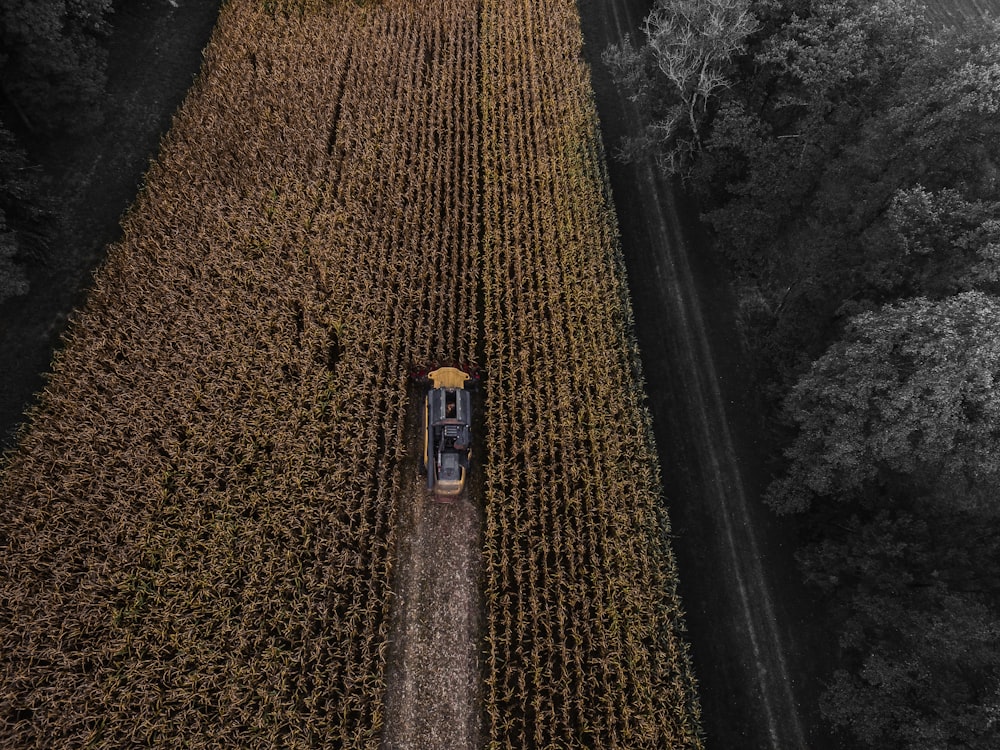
[0,0,703,747]
[0,0,478,747]
[478,0,704,747]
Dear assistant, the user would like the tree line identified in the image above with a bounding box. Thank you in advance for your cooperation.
[606,0,1000,746]
[0,0,113,302]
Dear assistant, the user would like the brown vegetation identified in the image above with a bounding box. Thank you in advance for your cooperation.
[0,0,701,747]
[478,0,703,746]
[1,1,477,745]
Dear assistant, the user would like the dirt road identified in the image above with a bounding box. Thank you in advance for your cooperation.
[575,0,838,747]
[381,485,484,750]
[381,397,485,750]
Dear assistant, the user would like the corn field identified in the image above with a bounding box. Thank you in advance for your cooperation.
[0,0,702,747]
[478,0,702,746]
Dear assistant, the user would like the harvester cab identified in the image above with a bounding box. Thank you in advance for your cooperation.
[416,365,477,500]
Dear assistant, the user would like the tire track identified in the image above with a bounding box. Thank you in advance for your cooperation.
[577,0,810,747]
[381,397,485,750]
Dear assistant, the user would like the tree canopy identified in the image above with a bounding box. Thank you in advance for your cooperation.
[608,0,1000,389]
[800,509,1000,749]
[0,0,113,302]
[0,0,112,132]
[602,0,758,174]
[767,292,1000,514]
[607,1,1000,745]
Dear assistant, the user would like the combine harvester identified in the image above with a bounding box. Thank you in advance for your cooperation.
[411,364,479,501]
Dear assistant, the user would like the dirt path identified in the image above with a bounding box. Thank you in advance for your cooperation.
[381,399,485,750]
[576,0,838,747]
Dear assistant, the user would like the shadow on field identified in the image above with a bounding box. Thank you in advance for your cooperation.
[1,0,223,450]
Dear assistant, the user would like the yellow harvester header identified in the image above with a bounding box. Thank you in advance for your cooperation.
[428,366,471,389]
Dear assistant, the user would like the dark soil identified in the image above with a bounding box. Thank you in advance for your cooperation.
[0,0,223,450]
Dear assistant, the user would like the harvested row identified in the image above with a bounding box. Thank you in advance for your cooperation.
[0,0,478,747]
[478,0,704,747]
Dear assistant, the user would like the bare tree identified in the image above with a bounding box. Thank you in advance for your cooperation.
[641,0,758,170]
